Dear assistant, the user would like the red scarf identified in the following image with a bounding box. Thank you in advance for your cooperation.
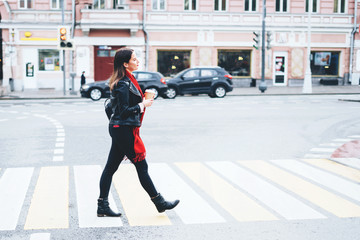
[125,70,146,162]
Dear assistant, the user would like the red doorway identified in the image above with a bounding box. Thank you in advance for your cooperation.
[94,46,124,81]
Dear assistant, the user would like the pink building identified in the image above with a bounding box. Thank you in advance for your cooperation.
[0,0,359,91]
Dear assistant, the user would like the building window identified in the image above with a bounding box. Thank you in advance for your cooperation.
[114,0,126,9]
[157,50,191,77]
[275,0,288,12]
[214,0,226,11]
[39,50,60,71]
[19,0,32,8]
[334,0,346,13]
[93,0,105,9]
[218,50,251,77]
[152,0,165,10]
[244,0,257,11]
[306,0,318,12]
[50,0,60,9]
[184,0,196,10]
[311,51,339,76]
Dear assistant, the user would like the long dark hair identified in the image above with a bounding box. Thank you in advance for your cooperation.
[109,48,134,91]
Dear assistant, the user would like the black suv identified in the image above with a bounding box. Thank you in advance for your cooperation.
[80,71,167,101]
[165,67,233,99]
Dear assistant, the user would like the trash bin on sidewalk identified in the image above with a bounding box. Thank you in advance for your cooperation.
[9,78,14,92]
[250,78,256,87]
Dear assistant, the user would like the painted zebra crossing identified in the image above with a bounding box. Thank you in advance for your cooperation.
[1,159,360,231]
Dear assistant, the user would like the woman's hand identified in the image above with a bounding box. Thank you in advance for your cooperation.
[142,99,153,108]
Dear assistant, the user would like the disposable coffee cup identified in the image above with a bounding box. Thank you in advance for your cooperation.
[145,89,156,100]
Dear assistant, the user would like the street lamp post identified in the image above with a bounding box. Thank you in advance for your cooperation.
[303,0,313,93]
[258,0,267,93]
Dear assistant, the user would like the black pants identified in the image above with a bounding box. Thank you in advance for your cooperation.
[99,125,158,199]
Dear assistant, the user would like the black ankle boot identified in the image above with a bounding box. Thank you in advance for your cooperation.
[97,198,122,217]
[151,193,180,213]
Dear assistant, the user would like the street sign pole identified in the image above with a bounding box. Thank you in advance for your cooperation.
[61,0,66,96]
[303,0,313,93]
[258,0,267,93]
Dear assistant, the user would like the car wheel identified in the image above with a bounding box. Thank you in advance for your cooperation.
[90,88,102,101]
[145,88,159,99]
[165,87,177,99]
[214,86,226,98]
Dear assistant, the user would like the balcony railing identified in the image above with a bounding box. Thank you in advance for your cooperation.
[79,9,141,35]
[80,9,140,25]
[146,12,354,29]
[5,10,72,24]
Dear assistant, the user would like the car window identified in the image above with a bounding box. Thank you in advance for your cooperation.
[137,73,153,80]
[201,69,218,77]
[183,70,200,78]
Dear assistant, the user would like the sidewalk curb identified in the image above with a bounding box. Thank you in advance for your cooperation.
[1,94,360,101]
[0,86,359,100]
[0,96,81,100]
[338,99,360,102]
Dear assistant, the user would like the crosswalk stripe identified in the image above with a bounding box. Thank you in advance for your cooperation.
[304,154,330,159]
[206,161,326,220]
[330,158,360,170]
[175,162,278,222]
[239,160,360,218]
[0,168,34,231]
[29,233,51,240]
[24,166,69,229]
[319,143,343,147]
[113,164,172,226]
[271,159,360,202]
[73,165,123,228]
[303,159,360,183]
[310,148,336,153]
[150,163,226,224]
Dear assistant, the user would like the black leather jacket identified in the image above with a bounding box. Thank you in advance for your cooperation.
[109,76,143,127]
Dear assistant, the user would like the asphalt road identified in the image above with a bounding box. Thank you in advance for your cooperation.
[1,94,360,240]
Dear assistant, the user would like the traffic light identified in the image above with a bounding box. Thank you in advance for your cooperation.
[58,26,73,50]
[266,31,273,50]
[252,31,260,50]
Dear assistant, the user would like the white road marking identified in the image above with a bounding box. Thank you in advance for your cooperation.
[54,149,64,154]
[29,233,51,240]
[207,161,326,220]
[319,143,343,147]
[55,142,65,148]
[304,154,330,159]
[150,163,226,224]
[330,158,360,170]
[333,138,352,142]
[310,148,336,153]
[53,156,64,161]
[271,160,360,202]
[74,165,123,228]
[0,168,34,230]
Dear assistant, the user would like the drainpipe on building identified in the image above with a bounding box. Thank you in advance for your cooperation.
[0,14,3,85]
[142,0,149,71]
[349,0,358,85]
[69,0,77,94]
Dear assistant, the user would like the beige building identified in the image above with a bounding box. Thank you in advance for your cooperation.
[0,0,359,91]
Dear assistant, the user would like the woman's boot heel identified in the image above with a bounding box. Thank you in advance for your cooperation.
[97,198,122,217]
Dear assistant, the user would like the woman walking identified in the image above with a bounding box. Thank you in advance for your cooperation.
[97,48,179,217]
